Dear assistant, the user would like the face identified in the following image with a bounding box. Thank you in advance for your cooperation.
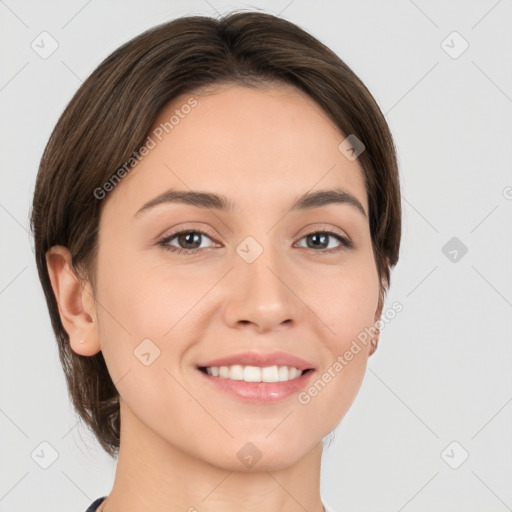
[85,84,382,471]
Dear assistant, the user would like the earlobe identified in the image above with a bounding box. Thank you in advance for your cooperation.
[45,245,101,356]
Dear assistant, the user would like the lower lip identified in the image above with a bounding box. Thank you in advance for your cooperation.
[197,368,315,403]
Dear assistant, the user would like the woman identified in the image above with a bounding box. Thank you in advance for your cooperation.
[31,10,401,512]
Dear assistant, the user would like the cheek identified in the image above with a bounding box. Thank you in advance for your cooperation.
[93,260,194,423]
[94,243,174,335]
[304,256,380,351]
[299,271,376,427]
[93,247,209,379]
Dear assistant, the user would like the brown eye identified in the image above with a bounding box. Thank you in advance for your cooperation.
[296,231,353,252]
[158,229,218,255]
[174,232,204,249]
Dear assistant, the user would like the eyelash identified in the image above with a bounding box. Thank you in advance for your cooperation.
[157,227,354,256]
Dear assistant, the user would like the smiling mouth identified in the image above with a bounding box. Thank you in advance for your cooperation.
[198,365,314,383]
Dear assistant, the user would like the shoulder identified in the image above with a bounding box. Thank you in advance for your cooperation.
[84,497,106,512]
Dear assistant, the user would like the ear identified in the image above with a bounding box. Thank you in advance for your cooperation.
[369,266,388,356]
[46,245,101,356]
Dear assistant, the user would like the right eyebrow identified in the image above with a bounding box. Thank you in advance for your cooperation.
[134,189,235,218]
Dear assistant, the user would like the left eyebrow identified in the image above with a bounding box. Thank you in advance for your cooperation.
[289,187,367,218]
[134,186,367,219]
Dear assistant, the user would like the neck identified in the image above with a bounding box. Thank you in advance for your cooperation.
[101,401,325,512]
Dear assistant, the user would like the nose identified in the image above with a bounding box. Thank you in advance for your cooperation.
[221,243,301,334]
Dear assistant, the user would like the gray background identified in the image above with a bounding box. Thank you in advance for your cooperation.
[1,1,511,511]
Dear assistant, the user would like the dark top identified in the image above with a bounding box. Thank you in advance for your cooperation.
[85,497,106,511]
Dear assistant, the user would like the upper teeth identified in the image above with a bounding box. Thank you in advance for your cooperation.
[205,365,303,382]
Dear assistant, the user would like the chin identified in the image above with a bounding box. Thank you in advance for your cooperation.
[205,436,318,473]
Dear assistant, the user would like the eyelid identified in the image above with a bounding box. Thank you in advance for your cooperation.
[294,224,352,246]
[296,223,347,237]
[158,224,220,243]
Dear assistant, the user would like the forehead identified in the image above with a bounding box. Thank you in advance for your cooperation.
[101,83,368,219]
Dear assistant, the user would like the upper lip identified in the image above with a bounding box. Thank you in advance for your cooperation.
[197,351,315,371]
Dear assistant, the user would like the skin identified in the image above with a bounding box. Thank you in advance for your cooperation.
[47,83,384,512]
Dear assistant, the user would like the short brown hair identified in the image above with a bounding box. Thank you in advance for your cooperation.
[30,10,401,457]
